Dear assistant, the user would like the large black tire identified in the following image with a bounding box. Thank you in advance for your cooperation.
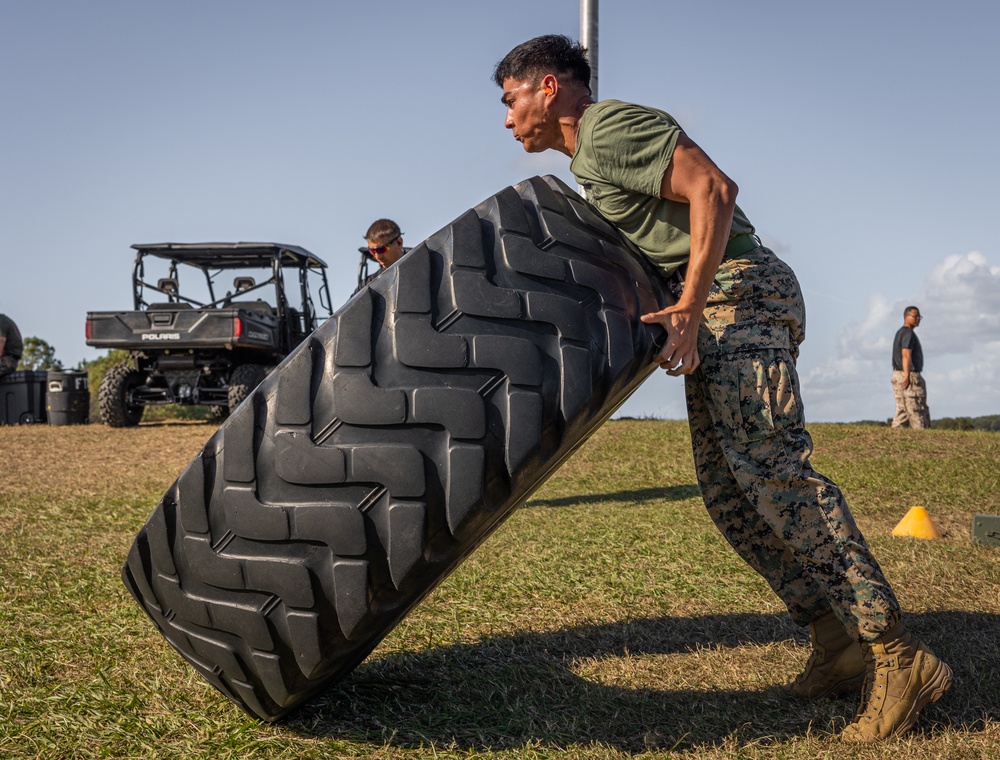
[99,365,144,427]
[227,363,267,415]
[122,176,673,721]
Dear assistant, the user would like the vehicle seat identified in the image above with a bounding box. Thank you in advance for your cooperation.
[233,301,273,314]
[157,277,179,296]
[147,302,193,311]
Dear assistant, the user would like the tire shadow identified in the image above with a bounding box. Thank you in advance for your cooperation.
[134,420,218,428]
[526,484,702,508]
[288,610,996,753]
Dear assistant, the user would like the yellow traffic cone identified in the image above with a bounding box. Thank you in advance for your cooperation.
[892,506,943,540]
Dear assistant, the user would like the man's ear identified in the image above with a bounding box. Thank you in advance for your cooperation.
[541,73,558,96]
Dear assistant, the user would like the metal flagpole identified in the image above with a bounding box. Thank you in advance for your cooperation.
[579,0,598,197]
[580,0,598,100]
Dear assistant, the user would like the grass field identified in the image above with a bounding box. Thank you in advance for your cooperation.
[1,419,998,759]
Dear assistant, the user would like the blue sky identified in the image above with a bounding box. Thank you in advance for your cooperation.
[2,1,998,422]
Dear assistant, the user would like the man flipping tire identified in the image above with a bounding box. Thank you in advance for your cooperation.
[492,34,951,743]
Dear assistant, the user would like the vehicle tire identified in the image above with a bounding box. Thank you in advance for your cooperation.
[228,363,267,415]
[122,175,673,721]
[99,364,144,427]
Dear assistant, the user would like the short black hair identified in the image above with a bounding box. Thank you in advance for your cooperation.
[492,34,591,91]
[364,218,401,244]
[904,305,920,317]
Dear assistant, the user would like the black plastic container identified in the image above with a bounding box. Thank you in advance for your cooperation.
[46,370,90,425]
[0,370,48,425]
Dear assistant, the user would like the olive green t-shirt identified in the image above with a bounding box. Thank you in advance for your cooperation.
[570,99,755,277]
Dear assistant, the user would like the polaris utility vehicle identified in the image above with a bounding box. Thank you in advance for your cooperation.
[86,242,333,426]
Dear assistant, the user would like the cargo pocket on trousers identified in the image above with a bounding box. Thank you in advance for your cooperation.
[905,380,928,412]
[713,350,802,444]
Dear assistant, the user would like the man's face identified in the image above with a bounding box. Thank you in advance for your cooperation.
[367,235,404,269]
[905,310,923,328]
[501,76,556,153]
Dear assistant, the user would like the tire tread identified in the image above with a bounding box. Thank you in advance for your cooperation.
[122,175,672,721]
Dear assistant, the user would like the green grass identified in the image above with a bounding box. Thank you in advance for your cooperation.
[1,420,998,758]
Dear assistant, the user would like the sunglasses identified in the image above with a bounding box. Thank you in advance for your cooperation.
[368,237,399,256]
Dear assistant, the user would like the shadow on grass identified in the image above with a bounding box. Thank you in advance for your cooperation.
[288,610,996,754]
[526,484,702,509]
[134,420,218,428]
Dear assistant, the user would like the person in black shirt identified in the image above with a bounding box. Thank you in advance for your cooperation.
[891,306,930,429]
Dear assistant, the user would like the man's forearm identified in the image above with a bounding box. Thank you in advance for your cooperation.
[645,134,739,373]
[678,191,735,315]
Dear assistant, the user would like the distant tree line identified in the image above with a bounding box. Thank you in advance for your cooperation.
[17,337,63,371]
[15,337,1000,431]
[930,415,1000,432]
[856,415,1000,432]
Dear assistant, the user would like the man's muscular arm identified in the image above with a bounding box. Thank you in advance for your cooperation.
[901,347,912,390]
[639,133,737,375]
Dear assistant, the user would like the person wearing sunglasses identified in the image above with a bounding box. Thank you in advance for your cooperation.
[891,306,930,429]
[353,219,407,296]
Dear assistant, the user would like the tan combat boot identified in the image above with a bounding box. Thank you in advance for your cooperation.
[841,621,953,742]
[783,611,866,699]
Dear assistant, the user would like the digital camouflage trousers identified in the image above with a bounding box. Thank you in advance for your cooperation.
[672,245,901,642]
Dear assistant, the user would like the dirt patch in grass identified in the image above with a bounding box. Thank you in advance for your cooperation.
[1,421,215,504]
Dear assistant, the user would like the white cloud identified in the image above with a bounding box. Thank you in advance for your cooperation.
[803,250,1000,421]
[919,251,1000,352]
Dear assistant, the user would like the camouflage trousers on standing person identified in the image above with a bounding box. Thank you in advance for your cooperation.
[671,243,901,642]
[0,354,18,378]
[891,370,930,429]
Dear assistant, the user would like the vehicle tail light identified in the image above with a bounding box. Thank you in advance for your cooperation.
[85,318,92,341]
[233,316,243,339]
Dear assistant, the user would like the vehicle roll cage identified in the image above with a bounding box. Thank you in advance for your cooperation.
[130,242,333,337]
